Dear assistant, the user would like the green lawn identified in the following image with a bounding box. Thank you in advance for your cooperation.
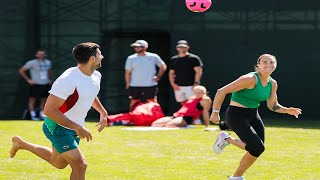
[0,119,319,180]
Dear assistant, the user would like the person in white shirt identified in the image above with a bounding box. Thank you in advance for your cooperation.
[19,49,53,120]
[125,40,167,107]
[10,42,108,180]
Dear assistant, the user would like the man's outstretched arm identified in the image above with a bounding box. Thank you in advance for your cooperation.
[92,97,108,132]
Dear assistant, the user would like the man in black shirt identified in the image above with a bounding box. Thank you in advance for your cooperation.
[169,40,203,105]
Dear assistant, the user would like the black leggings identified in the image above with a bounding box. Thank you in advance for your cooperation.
[225,105,265,157]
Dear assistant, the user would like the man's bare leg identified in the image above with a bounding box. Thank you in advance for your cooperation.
[28,97,38,120]
[61,148,87,180]
[10,136,68,169]
[40,98,47,119]
[28,97,36,112]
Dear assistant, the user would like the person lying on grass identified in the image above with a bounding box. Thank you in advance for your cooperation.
[152,85,211,128]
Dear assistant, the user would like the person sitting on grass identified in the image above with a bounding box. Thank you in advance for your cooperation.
[152,85,211,128]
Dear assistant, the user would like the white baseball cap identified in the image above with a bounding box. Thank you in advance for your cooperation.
[130,40,148,48]
[176,40,189,48]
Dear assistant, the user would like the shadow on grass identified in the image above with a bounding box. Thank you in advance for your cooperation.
[263,118,320,129]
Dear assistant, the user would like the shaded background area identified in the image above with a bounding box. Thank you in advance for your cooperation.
[0,0,319,119]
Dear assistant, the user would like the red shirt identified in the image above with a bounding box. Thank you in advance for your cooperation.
[174,97,203,119]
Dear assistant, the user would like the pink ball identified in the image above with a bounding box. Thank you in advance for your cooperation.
[185,0,212,12]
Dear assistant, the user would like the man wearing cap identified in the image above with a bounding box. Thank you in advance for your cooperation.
[125,40,167,107]
[169,40,203,105]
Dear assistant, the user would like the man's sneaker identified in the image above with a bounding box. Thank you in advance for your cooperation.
[228,176,246,180]
[39,111,46,120]
[31,116,40,121]
[213,132,230,154]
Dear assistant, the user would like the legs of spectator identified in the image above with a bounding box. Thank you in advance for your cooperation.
[165,117,187,128]
[28,97,38,120]
[151,117,173,127]
[40,98,47,119]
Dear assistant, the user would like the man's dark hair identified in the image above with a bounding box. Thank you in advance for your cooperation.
[72,42,100,64]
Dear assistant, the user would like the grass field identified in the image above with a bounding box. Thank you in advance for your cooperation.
[0,119,320,180]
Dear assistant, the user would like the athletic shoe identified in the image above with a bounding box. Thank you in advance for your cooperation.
[228,176,246,180]
[213,132,230,154]
[39,111,46,120]
[31,116,40,121]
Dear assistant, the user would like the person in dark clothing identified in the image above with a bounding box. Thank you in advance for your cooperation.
[169,40,203,105]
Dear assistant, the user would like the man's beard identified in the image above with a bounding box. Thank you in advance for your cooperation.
[93,61,102,70]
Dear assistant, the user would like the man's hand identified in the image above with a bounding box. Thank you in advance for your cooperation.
[75,126,92,142]
[210,112,220,124]
[125,84,130,90]
[153,76,160,82]
[171,83,180,91]
[287,107,302,118]
[193,82,200,87]
[95,113,108,132]
[27,79,36,85]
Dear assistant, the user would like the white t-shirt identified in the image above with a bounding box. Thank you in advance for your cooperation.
[23,59,52,85]
[48,67,101,127]
[125,52,165,87]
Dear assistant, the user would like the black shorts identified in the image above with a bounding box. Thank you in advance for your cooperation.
[225,105,265,157]
[183,116,193,125]
[30,84,51,98]
[128,85,158,101]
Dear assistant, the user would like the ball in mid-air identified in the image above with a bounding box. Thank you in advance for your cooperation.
[185,0,212,12]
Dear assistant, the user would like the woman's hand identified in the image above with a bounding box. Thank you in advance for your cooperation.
[210,112,220,124]
[287,107,302,118]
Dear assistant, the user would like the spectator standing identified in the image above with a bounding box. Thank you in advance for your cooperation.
[19,49,52,120]
[169,40,203,105]
[125,40,167,107]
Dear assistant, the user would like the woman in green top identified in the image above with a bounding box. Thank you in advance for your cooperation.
[210,54,302,180]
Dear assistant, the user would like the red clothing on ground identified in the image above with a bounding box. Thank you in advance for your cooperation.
[108,101,165,126]
[174,96,203,119]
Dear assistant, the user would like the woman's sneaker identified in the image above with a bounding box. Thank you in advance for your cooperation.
[213,132,230,154]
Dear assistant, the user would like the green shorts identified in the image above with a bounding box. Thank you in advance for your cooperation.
[43,117,80,154]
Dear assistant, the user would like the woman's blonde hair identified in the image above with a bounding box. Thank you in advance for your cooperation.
[255,54,277,72]
[193,85,207,95]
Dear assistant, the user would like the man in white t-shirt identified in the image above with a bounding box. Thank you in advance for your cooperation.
[10,42,108,180]
[19,49,53,120]
[125,40,167,107]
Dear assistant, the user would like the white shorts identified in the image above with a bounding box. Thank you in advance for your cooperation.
[174,86,193,102]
